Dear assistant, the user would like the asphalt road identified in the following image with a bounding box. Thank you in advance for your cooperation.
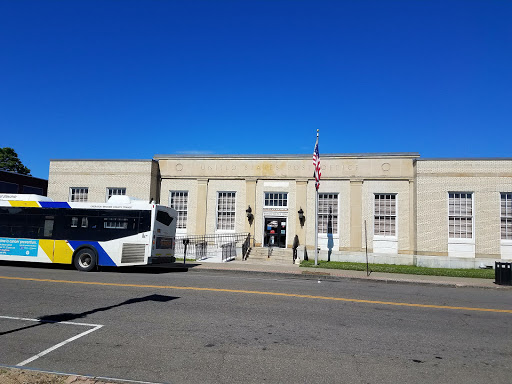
[0,262,511,384]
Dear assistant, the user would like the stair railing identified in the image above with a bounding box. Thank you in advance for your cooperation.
[242,233,251,261]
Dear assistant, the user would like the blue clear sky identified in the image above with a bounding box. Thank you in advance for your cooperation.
[1,0,511,179]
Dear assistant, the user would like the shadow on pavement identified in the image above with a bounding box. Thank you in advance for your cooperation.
[0,294,179,336]
[0,260,202,274]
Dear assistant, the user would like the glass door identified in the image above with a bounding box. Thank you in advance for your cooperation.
[264,218,287,248]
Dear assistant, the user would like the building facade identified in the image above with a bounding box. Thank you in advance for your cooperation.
[48,154,512,267]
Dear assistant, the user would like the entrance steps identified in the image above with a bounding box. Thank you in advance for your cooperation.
[243,247,298,266]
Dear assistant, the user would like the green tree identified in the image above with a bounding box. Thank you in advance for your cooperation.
[0,147,31,175]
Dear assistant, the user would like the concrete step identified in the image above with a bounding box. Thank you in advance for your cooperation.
[244,247,298,265]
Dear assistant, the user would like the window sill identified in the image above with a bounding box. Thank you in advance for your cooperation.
[318,234,339,239]
[373,235,397,241]
[448,238,475,244]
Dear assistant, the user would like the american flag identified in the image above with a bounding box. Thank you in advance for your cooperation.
[313,133,321,190]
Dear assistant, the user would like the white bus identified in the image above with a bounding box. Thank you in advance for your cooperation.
[0,194,177,271]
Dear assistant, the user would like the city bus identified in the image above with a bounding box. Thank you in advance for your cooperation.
[0,194,177,271]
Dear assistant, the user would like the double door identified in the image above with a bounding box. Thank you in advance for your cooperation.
[263,217,286,248]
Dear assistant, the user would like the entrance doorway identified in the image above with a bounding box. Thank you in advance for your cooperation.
[264,218,287,248]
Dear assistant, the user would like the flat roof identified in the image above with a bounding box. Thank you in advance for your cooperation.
[50,159,155,162]
[154,152,421,159]
[0,169,48,182]
[416,157,512,161]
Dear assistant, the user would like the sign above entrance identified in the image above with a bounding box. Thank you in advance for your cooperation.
[264,182,289,187]
[156,156,417,179]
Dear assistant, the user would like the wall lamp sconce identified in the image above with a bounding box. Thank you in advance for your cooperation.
[246,205,254,225]
[298,207,305,227]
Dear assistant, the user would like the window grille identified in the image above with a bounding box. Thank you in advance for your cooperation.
[448,193,473,239]
[501,193,512,240]
[69,188,88,202]
[374,194,396,236]
[318,193,338,234]
[264,192,288,207]
[217,192,236,231]
[170,191,188,229]
[107,187,126,201]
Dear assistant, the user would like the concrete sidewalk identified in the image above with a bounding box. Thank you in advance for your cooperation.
[172,259,511,289]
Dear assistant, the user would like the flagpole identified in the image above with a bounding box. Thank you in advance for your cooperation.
[314,129,319,266]
[315,185,319,266]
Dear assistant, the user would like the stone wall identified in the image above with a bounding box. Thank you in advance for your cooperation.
[48,160,157,203]
[416,160,512,259]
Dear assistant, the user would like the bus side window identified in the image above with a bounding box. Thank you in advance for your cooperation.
[139,211,151,233]
[44,216,54,238]
[0,208,9,236]
[104,217,128,229]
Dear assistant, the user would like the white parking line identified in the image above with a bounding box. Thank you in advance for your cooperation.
[0,315,103,366]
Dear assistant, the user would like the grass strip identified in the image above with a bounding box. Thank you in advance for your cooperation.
[300,260,495,279]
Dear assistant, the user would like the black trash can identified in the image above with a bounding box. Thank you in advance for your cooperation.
[495,262,512,285]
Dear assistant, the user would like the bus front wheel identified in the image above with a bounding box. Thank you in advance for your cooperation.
[74,248,97,272]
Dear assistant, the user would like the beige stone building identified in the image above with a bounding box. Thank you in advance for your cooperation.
[48,154,512,268]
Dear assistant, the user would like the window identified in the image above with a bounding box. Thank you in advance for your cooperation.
[374,194,396,236]
[106,187,126,202]
[43,216,54,238]
[449,193,473,239]
[104,218,129,229]
[217,192,236,231]
[0,208,55,239]
[264,192,288,207]
[501,193,512,240]
[70,188,88,202]
[0,181,18,193]
[22,185,43,195]
[156,210,173,226]
[318,193,338,234]
[71,217,88,228]
[170,191,188,229]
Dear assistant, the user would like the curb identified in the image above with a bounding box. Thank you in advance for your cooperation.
[186,265,511,290]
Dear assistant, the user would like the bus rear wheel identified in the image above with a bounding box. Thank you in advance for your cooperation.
[74,248,97,272]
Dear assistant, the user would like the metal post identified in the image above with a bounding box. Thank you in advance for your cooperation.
[365,220,370,276]
[183,238,189,265]
[315,188,319,266]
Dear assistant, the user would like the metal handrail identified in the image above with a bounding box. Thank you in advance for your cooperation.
[175,232,250,261]
[242,233,251,260]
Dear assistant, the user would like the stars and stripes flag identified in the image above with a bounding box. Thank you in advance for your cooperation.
[313,132,321,190]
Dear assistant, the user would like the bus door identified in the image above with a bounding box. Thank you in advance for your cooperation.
[38,215,57,262]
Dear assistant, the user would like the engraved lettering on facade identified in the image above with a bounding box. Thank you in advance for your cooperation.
[382,163,391,172]
[176,163,183,172]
